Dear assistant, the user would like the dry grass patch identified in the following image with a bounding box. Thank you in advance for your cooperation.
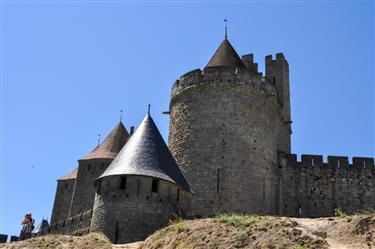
[0,233,111,249]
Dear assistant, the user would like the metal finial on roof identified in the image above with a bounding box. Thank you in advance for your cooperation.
[224,19,228,40]
[120,109,123,122]
[148,104,151,114]
[97,134,101,147]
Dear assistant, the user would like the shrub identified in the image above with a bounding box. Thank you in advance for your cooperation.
[334,208,347,218]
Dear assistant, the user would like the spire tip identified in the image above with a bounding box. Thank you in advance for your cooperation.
[224,19,228,40]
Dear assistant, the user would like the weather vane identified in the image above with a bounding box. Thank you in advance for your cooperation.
[120,109,123,122]
[148,104,151,114]
[97,134,101,146]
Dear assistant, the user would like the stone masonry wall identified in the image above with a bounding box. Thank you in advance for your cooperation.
[169,66,285,217]
[41,209,92,236]
[90,175,191,244]
[50,178,75,225]
[280,153,375,217]
[69,158,113,217]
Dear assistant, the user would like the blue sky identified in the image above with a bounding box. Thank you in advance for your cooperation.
[1,1,374,237]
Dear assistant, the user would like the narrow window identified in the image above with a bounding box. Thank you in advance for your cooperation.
[120,176,127,190]
[64,184,68,190]
[177,188,180,201]
[216,168,220,193]
[297,204,302,216]
[262,178,266,201]
[136,179,140,197]
[151,178,159,193]
[88,163,91,171]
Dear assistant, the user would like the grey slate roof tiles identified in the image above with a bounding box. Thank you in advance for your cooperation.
[98,113,190,192]
[32,219,49,234]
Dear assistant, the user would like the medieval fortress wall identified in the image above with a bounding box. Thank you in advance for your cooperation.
[280,154,375,217]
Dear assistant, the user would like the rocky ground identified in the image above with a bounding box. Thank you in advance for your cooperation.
[1,215,374,249]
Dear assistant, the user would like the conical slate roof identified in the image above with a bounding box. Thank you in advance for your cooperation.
[32,219,49,234]
[80,122,129,160]
[206,38,245,68]
[59,167,78,180]
[98,113,190,192]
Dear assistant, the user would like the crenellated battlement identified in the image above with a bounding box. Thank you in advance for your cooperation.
[279,153,375,171]
[279,153,375,218]
[40,209,92,236]
[171,65,277,99]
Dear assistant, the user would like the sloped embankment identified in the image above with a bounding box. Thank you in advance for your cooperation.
[141,215,375,249]
[1,215,374,249]
[0,233,112,249]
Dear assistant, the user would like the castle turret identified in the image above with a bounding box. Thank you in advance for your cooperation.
[90,113,191,244]
[168,37,290,216]
[68,122,129,217]
[265,53,291,152]
[50,167,77,225]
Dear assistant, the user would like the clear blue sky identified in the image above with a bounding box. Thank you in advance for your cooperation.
[1,1,374,237]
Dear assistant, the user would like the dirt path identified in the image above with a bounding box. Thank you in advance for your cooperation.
[112,241,143,249]
[291,218,371,249]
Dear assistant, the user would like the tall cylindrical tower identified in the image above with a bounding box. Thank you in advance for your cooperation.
[168,38,290,216]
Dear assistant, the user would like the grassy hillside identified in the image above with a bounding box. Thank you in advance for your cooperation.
[2,214,374,249]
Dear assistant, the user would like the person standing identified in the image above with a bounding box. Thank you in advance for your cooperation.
[19,213,35,240]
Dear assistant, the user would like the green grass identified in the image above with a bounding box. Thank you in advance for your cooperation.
[213,213,261,228]
[235,230,249,241]
[169,217,189,233]
[334,208,348,218]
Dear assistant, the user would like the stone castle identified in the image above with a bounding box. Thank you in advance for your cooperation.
[42,36,374,244]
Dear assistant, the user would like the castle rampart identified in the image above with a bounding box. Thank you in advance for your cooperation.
[41,209,92,237]
[171,66,276,99]
[279,153,375,217]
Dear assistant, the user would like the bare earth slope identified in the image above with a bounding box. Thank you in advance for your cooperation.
[1,215,374,249]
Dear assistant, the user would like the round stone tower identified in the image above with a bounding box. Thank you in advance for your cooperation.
[68,122,129,217]
[168,37,291,216]
[90,113,191,244]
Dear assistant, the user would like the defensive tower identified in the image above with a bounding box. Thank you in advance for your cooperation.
[90,113,191,244]
[68,122,129,217]
[168,37,291,216]
[50,168,77,225]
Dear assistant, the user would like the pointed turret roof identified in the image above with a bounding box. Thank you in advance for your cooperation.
[80,122,129,160]
[32,219,49,234]
[98,113,190,192]
[206,38,245,68]
[59,167,78,180]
